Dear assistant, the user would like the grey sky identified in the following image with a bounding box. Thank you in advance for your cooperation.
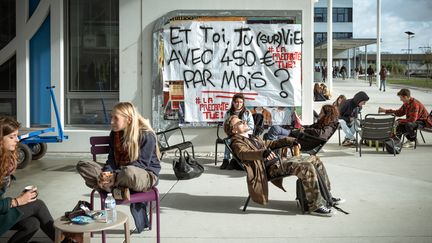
[353,0,432,53]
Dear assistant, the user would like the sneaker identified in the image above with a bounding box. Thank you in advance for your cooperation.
[310,205,335,217]
[402,140,415,148]
[112,187,130,201]
[332,197,346,205]
[220,159,230,170]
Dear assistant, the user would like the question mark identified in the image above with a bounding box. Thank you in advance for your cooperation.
[274,68,290,98]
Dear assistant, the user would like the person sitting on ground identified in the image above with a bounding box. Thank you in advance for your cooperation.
[220,93,254,170]
[0,117,55,243]
[77,102,161,199]
[339,91,369,146]
[313,83,326,101]
[378,88,432,148]
[224,115,344,217]
[320,83,331,100]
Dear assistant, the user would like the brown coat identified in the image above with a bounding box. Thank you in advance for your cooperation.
[230,134,296,205]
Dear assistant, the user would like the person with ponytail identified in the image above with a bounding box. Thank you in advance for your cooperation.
[0,117,55,242]
[77,102,161,200]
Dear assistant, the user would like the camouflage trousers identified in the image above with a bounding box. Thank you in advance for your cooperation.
[268,155,331,212]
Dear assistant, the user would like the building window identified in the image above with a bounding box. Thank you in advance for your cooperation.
[333,32,353,39]
[0,0,15,50]
[333,8,352,22]
[0,55,16,117]
[314,8,327,22]
[314,32,353,45]
[314,32,327,45]
[66,0,119,126]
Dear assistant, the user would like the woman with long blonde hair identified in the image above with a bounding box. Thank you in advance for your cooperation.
[77,102,161,201]
[1,117,55,242]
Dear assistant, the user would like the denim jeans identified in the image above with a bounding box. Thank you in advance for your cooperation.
[380,79,386,91]
[266,125,291,140]
[224,138,231,160]
[338,119,356,140]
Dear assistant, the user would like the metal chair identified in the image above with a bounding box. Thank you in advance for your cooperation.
[89,136,161,243]
[358,114,396,157]
[223,137,289,212]
[415,110,432,145]
[156,127,195,159]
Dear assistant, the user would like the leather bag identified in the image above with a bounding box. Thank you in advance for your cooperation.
[172,151,204,180]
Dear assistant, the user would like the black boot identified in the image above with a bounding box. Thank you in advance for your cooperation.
[220,159,229,170]
[227,159,243,171]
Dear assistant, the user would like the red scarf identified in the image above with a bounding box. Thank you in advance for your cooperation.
[113,131,130,166]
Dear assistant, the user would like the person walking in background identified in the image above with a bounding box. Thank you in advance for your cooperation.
[0,117,55,243]
[322,66,327,82]
[340,65,347,80]
[339,91,370,146]
[220,93,254,170]
[367,65,374,86]
[354,67,359,80]
[378,88,432,148]
[379,65,387,92]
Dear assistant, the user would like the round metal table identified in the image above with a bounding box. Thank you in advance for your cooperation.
[54,211,130,243]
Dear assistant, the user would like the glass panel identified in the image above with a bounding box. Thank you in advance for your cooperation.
[67,98,118,125]
[0,55,16,117]
[0,0,15,50]
[67,0,119,126]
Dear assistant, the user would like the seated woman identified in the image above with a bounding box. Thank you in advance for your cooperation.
[0,117,55,243]
[314,83,327,101]
[291,104,339,140]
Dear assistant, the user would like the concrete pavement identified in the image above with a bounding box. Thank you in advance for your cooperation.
[2,77,432,243]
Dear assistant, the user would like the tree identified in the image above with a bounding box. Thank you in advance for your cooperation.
[420,46,432,79]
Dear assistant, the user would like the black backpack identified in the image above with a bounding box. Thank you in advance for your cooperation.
[296,166,349,215]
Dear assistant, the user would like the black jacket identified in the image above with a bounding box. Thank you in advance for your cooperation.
[339,91,369,123]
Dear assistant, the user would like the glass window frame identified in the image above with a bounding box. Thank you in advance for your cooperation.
[65,0,119,128]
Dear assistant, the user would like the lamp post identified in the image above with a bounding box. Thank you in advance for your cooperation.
[405,31,415,79]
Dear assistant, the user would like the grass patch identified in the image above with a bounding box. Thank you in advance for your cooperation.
[388,77,432,89]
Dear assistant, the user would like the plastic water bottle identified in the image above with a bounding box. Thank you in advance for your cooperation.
[104,193,117,223]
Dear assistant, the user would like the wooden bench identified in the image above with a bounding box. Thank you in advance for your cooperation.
[89,136,160,243]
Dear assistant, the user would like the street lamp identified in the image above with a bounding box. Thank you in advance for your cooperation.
[405,31,415,79]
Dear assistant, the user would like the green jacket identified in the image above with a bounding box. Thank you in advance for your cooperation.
[0,177,23,236]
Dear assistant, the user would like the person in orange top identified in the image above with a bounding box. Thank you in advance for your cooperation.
[378,88,432,148]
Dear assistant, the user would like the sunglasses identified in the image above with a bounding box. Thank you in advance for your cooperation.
[232,120,246,129]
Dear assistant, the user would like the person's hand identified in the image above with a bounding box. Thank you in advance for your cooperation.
[16,190,37,206]
[378,107,386,113]
[293,142,301,150]
[265,151,277,161]
[98,171,115,190]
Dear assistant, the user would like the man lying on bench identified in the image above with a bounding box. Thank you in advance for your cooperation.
[225,115,344,217]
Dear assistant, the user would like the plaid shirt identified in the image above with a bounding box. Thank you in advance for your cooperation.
[385,97,432,127]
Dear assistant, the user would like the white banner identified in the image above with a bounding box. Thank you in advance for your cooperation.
[162,21,303,122]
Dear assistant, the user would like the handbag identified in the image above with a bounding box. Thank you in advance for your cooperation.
[172,150,204,180]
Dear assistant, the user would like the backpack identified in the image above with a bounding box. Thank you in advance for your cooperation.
[296,166,349,215]
[384,137,401,154]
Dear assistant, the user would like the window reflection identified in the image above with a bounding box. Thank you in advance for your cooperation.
[67,0,119,126]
